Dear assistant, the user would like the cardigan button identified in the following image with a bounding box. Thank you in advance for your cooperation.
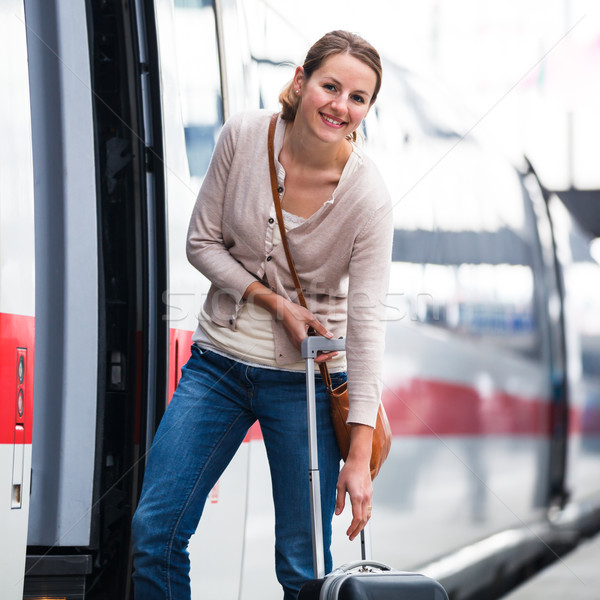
[268,217,274,224]
[229,318,234,325]
[266,255,272,261]
[277,186,283,194]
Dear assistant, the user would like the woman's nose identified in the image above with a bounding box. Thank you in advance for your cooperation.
[331,95,348,113]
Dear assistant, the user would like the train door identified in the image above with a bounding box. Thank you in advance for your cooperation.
[24,0,108,596]
[0,1,36,598]
[87,0,169,595]
[524,170,570,507]
[546,195,600,507]
[23,0,167,597]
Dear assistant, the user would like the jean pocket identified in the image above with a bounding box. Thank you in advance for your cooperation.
[193,344,215,357]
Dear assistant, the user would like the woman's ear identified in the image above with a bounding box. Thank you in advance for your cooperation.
[292,66,305,94]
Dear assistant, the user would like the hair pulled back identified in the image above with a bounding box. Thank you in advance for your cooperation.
[279,30,382,140]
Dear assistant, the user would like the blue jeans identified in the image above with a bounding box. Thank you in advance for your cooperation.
[131,345,344,599]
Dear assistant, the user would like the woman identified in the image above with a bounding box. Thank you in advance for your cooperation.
[132,30,393,600]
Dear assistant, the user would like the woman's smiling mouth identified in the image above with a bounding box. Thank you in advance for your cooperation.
[320,112,346,128]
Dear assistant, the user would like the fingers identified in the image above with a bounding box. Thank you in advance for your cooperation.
[335,465,373,541]
[346,492,372,541]
[335,485,345,516]
[281,301,336,350]
[306,316,336,362]
[307,316,333,339]
[315,351,338,364]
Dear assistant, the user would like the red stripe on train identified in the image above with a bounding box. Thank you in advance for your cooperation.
[383,380,600,436]
[0,312,35,444]
[382,379,551,436]
[168,328,193,401]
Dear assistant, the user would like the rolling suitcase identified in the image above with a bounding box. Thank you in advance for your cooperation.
[298,336,449,600]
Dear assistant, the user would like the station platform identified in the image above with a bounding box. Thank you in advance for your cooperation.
[502,532,600,599]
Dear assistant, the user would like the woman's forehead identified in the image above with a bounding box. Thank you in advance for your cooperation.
[313,53,377,91]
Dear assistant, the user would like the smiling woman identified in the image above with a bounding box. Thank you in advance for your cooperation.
[131,29,393,600]
[274,31,383,221]
[279,29,382,143]
[276,52,378,219]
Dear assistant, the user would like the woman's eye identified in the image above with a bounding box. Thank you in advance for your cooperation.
[324,83,336,92]
[352,95,366,104]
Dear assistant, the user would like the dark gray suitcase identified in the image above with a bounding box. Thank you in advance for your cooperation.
[298,336,449,600]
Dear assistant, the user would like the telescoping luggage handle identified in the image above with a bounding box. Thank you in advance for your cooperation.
[301,336,350,580]
[302,336,345,579]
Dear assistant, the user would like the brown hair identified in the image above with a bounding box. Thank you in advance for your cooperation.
[279,30,382,141]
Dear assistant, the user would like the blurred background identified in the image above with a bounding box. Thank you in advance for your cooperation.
[243,0,600,247]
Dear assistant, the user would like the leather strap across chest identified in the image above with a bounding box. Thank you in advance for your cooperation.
[267,112,334,390]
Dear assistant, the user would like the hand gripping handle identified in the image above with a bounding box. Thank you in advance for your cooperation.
[301,336,346,358]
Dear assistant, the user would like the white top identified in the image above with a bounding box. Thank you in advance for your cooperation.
[193,150,362,372]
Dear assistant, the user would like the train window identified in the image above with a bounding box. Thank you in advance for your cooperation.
[550,196,600,377]
[154,0,225,332]
[173,0,223,183]
[242,0,306,112]
[384,137,543,359]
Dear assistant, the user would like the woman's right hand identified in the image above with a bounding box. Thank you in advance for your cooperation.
[279,299,338,363]
[244,282,337,364]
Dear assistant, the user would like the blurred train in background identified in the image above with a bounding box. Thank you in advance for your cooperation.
[1,0,599,599]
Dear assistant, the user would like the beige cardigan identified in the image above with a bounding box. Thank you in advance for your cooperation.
[186,110,393,426]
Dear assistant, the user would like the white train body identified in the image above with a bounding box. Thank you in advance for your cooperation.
[1,1,599,599]
[0,1,35,598]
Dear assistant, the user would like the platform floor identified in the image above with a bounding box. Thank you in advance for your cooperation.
[502,532,600,599]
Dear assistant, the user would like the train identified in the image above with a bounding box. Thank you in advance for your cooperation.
[1,0,599,599]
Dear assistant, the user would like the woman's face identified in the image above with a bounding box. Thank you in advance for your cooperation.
[294,52,377,144]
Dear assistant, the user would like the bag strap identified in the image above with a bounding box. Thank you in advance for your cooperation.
[267,113,334,391]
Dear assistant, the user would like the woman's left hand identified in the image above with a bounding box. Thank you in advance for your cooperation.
[334,424,373,541]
